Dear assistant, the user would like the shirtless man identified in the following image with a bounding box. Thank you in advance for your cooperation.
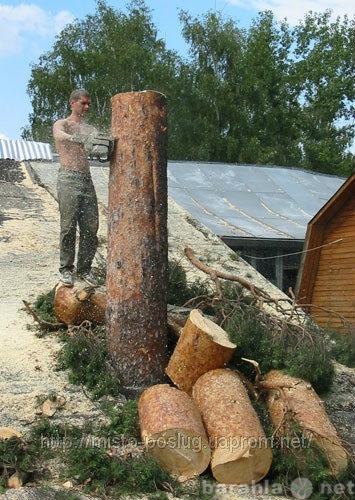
[53,89,100,287]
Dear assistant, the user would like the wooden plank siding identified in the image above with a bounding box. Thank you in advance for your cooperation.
[296,175,355,334]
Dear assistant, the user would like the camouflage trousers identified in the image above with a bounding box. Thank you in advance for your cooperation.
[57,168,99,274]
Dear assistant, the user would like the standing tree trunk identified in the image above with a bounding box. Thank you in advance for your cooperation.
[106,91,168,394]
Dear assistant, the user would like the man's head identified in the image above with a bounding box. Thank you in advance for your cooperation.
[69,89,91,118]
[69,88,90,102]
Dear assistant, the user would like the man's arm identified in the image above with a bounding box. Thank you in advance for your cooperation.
[53,120,72,142]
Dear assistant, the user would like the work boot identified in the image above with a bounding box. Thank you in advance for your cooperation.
[78,269,100,287]
[60,270,74,287]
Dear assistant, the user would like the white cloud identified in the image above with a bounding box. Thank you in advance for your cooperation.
[0,3,74,58]
[227,0,355,24]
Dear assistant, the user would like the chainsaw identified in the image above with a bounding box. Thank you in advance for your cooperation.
[85,133,115,162]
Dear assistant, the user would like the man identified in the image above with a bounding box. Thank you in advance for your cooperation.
[53,88,100,287]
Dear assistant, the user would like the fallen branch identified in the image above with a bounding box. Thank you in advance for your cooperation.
[23,300,66,331]
[184,246,302,314]
[296,302,355,333]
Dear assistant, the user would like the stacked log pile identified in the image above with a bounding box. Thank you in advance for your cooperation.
[50,289,349,484]
[138,309,348,484]
[139,309,272,483]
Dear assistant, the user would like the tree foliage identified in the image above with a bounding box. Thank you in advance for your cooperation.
[25,0,354,176]
[25,0,179,141]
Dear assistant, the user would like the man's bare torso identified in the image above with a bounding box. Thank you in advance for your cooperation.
[53,119,95,173]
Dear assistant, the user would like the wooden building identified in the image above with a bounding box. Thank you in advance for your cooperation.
[296,174,355,334]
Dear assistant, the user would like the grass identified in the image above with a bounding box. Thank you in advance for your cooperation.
[1,416,209,499]
[328,330,355,367]
[167,258,210,306]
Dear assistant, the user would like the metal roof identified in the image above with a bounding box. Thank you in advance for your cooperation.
[27,159,345,242]
[0,139,52,161]
[167,161,346,240]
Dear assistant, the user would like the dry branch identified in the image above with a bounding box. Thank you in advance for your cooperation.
[184,247,279,306]
[23,300,65,330]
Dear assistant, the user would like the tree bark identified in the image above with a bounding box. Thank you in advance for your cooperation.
[192,368,273,485]
[166,309,236,394]
[264,370,348,475]
[106,91,169,394]
[138,384,211,479]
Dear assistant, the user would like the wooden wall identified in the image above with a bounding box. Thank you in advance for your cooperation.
[309,197,355,333]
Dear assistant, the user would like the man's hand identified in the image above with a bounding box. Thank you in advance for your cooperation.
[70,133,98,155]
[71,132,114,161]
[71,133,88,144]
[86,134,115,161]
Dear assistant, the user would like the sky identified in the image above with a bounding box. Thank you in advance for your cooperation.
[0,0,354,141]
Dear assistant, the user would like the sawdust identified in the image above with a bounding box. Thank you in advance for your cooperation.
[0,162,106,433]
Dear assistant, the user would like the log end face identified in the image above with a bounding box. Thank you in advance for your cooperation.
[146,429,211,479]
[190,309,236,349]
[211,444,273,485]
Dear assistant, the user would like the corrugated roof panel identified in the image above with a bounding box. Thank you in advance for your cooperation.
[167,162,345,240]
[0,139,53,161]
[26,160,345,242]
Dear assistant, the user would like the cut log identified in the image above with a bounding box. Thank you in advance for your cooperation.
[54,283,105,325]
[192,368,273,485]
[138,384,211,479]
[264,370,348,476]
[87,290,106,324]
[165,309,236,394]
[54,287,194,330]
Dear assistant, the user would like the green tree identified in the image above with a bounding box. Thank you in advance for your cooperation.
[292,10,355,175]
[25,0,178,142]
[176,8,354,172]
[240,11,302,166]
[176,9,246,162]
[24,2,355,175]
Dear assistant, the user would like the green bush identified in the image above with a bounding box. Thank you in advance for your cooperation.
[167,258,210,306]
[32,288,56,323]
